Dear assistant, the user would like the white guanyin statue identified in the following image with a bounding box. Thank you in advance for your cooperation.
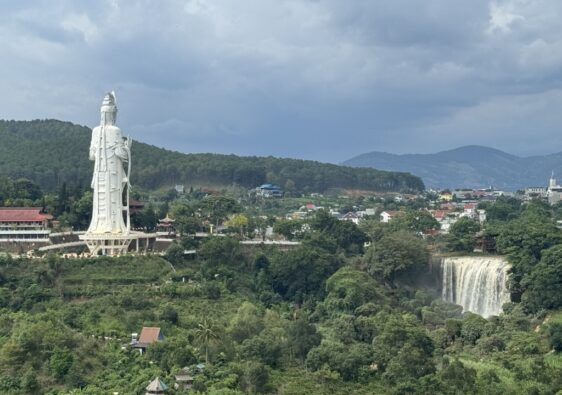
[87,92,132,234]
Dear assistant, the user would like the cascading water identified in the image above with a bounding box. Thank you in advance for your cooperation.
[441,256,511,318]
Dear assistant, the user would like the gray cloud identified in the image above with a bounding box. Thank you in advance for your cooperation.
[1,0,562,162]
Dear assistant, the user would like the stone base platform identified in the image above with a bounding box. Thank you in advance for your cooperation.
[79,231,157,257]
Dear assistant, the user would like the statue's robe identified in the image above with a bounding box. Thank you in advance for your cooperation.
[88,124,129,234]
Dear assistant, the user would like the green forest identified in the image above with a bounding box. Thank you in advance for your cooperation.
[0,197,561,394]
[0,120,423,194]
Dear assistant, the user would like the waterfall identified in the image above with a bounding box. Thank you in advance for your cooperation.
[441,256,510,318]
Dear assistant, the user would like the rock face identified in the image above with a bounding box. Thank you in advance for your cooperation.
[440,256,511,318]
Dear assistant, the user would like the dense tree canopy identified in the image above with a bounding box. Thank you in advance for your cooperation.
[365,231,429,286]
[309,210,368,254]
[445,217,481,252]
[493,202,562,302]
[521,244,562,312]
[389,209,440,233]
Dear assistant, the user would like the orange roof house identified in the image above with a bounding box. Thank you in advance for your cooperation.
[139,327,163,345]
[132,327,164,353]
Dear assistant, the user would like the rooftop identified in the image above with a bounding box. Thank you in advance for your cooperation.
[381,210,402,216]
[432,210,447,219]
[146,377,168,392]
[159,214,175,223]
[138,327,163,345]
[0,208,52,222]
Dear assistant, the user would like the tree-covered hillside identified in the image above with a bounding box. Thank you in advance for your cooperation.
[0,120,424,193]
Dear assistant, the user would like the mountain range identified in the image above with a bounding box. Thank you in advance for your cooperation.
[0,120,424,194]
[343,145,562,190]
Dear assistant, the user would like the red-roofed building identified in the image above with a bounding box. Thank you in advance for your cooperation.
[0,208,52,243]
[463,203,477,218]
[0,208,52,223]
[132,326,164,354]
[431,210,447,220]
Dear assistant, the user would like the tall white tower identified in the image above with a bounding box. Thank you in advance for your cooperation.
[80,92,136,256]
[547,171,562,205]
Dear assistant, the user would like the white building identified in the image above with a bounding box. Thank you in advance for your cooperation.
[548,172,562,205]
[380,210,401,223]
[341,212,360,224]
[462,203,477,219]
[525,186,548,198]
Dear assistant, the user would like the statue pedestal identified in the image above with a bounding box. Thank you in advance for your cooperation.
[79,231,156,256]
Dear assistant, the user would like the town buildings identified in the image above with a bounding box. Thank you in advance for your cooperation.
[525,186,548,199]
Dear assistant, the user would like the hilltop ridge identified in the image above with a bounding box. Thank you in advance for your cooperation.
[0,119,424,193]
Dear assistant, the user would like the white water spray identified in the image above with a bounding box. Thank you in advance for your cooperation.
[441,256,510,318]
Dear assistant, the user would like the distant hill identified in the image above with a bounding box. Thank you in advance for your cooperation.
[343,145,562,190]
[0,119,424,193]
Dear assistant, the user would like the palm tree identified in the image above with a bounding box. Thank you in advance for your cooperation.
[194,319,220,364]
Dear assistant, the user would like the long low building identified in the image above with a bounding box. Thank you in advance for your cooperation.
[0,208,53,243]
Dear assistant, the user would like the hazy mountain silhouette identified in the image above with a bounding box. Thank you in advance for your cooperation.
[344,145,560,190]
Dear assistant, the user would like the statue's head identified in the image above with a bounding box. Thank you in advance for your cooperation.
[100,91,117,126]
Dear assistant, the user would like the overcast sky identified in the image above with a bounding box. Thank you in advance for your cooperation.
[2,0,562,162]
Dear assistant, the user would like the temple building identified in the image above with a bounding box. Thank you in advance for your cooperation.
[156,214,176,238]
[0,208,52,243]
[145,377,168,394]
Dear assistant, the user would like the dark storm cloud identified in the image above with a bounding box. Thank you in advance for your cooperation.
[1,0,562,161]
